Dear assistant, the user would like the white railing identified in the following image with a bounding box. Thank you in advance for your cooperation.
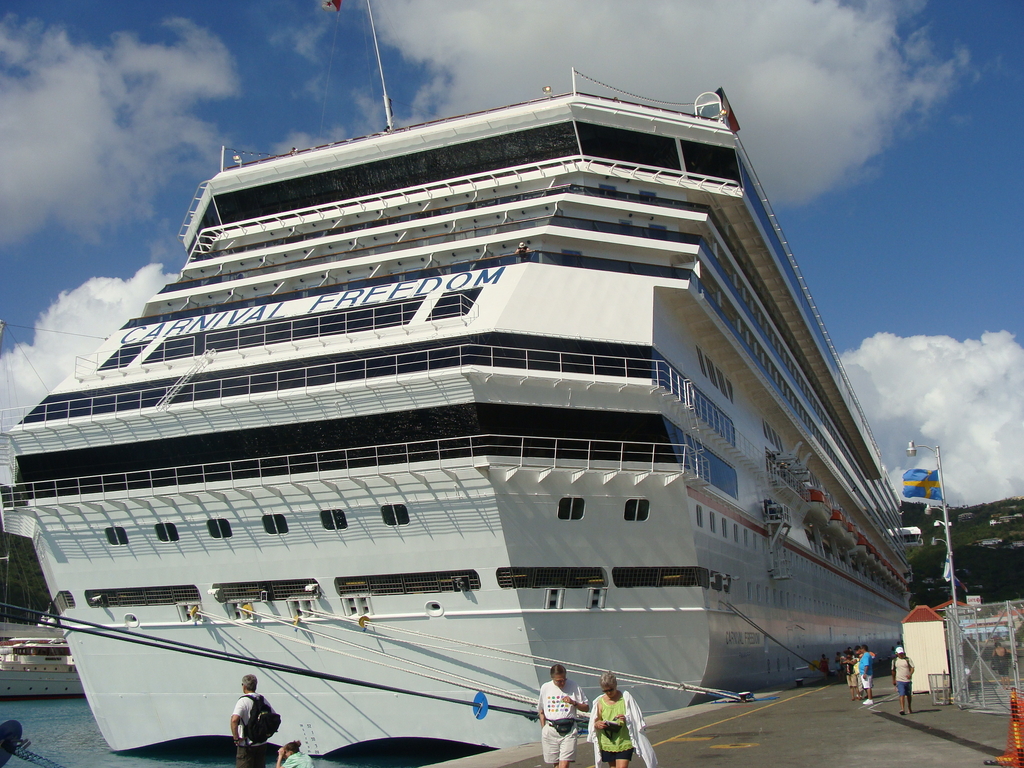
[2,434,710,507]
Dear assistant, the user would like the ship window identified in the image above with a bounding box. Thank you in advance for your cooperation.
[763,420,784,452]
[104,526,129,546]
[320,509,348,530]
[557,497,585,520]
[709,512,716,533]
[381,504,410,526]
[154,522,180,542]
[262,514,289,535]
[744,528,749,546]
[85,584,201,607]
[496,567,606,589]
[695,504,704,528]
[98,342,148,371]
[624,499,650,521]
[207,518,232,538]
[428,288,482,320]
[145,297,424,363]
[577,123,681,171]
[722,520,729,539]
[335,570,480,596]
[611,567,710,588]
[679,139,741,183]
[54,591,76,611]
[213,122,580,224]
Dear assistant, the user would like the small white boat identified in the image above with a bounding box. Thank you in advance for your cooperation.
[0,637,84,700]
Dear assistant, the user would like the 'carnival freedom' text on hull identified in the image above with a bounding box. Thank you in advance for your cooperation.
[1,90,908,755]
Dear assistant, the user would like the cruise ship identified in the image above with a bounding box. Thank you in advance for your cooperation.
[1,89,909,755]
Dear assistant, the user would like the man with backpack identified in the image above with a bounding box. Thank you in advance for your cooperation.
[231,673,281,768]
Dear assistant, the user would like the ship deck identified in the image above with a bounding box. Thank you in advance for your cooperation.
[433,678,1009,768]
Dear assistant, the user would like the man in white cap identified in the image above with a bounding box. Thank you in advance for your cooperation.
[891,646,915,715]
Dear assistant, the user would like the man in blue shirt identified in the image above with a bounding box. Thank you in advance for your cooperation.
[858,645,876,705]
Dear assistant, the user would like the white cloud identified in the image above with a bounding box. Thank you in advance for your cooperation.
[0,17,238,244]
[842,331,1024,506]
[0,263,175,426]
[374,0,967,204]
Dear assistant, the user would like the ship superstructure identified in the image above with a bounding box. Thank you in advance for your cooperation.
[2,91,907,754]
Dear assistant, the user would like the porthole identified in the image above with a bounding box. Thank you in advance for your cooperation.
[154,522,179,542]
[381,504,410,526]
[425,601,444,617]
[262,514,289,535]
[104,526,128,546]
[624,499,650,522]
[320,509,348,530]
[557,497,585,520]
[207,518,232,539]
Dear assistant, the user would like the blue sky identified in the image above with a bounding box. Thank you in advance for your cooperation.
[1,0,1022,504]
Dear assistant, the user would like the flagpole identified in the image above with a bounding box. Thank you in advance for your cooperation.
[366,0,395,133]
[907,440,959,699]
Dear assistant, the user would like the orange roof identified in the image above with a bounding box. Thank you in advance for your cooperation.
[903,605,944,623]
[932,598,970,610]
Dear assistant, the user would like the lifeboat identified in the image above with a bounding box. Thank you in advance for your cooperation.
[851,533,868,561]
[805,488,830,526]
[828,510,854,548]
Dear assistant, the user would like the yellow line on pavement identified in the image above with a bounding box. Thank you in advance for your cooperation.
[582,686,827,767]
[658,686,825,745]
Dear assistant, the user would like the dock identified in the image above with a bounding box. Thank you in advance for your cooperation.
[436,679,1011,768]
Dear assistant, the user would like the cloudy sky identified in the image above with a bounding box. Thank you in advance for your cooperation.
[1,1,1022,506]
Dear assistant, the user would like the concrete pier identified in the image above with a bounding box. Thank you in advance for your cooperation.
[435,680,1010,768]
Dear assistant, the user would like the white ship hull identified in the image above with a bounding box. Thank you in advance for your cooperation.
[3,91,907,754]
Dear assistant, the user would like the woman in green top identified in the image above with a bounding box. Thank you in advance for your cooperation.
[594,672,634,768]
[276,740,313,768]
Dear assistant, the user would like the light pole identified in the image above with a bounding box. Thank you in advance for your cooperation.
[907,440,960,700]
[906,441,956,608]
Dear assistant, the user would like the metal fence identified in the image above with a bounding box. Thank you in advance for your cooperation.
[947,600,1023,713]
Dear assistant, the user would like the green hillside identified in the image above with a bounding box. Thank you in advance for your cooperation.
[0,525,51,620]
[903,497,1024,605]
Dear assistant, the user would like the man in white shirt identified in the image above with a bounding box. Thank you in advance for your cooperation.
[230,673,275,768]
[538,664,590,768]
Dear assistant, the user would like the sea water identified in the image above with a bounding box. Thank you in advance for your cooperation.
[4,699,484,768]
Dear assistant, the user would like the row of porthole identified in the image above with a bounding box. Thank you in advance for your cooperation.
[103,504,410,546]
[557,497,650,521]
[104,498,649,546]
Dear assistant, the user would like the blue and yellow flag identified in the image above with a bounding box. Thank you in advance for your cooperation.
[903,468,942,500]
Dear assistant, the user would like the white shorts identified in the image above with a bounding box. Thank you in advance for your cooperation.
[541,724,577,763]
[861,674,873,690]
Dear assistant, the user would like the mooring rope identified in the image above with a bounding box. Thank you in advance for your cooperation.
[724,602,816,666]
[9,742,67,768]
[199,607,535,706]
[0,605,535,719]
[303,607,744,700]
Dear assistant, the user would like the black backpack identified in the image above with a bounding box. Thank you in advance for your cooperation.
[242,694,282,744]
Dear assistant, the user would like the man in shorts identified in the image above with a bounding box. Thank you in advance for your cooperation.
[858,644,876,705]
[891,646,915,715]
[538,664,590,768]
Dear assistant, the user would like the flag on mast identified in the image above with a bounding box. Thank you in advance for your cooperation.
[322,0,342,10]
[902,468,942,500]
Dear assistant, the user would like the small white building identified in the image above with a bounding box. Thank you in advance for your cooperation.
[902,605,949,694]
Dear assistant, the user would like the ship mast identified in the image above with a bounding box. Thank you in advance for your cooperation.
[366,0,395,133]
